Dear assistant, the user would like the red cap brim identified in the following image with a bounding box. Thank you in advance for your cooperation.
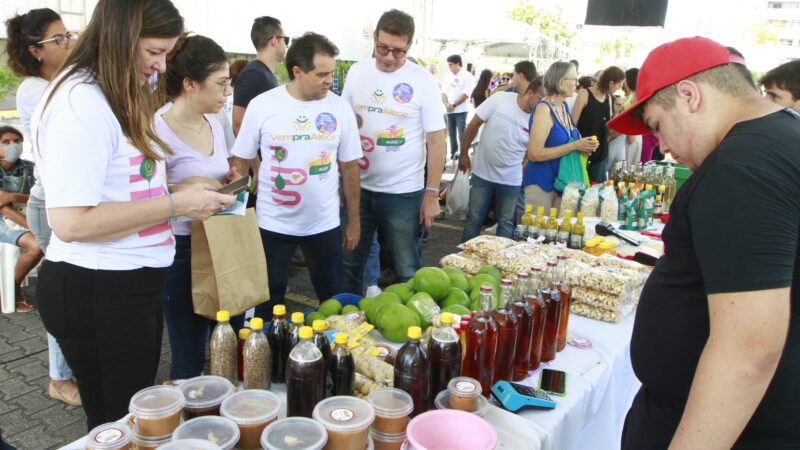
[607,95,652,135]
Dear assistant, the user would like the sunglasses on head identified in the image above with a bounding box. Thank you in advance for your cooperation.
[271,36,290,45]
[37,31,78,48]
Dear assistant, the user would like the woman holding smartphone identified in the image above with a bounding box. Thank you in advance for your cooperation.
[33,0,234,429]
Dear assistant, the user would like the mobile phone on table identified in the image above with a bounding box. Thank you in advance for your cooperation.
[217,176,249,195]
[539,368,567,396]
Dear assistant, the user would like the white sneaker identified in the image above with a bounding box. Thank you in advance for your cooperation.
[365,285,382,298]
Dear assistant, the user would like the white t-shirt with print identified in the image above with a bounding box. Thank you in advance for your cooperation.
[32,69,175,270]
[231,85,362,236]
[341,59,445,194]
[471,92,531,187]
[443,68,475,114]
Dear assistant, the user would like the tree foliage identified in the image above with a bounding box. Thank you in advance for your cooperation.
[746,21,782,46]
[0,67,21,100]
[595,35,633,65]
[508,0,577,47]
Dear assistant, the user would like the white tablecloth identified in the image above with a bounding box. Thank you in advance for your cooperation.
[63,314,639,450]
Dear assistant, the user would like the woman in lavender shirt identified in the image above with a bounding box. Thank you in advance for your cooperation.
[156,35,236,378]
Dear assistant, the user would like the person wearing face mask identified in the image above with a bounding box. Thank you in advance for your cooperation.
[0,126,43,313]
[5,7,82,407]
[32,0,235,429]
[156,34,238,379]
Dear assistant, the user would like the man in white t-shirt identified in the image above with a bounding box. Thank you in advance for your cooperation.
[442,54,475,160]
[457,80,543,242]
[231,33,362,315]
[341,9,447,294]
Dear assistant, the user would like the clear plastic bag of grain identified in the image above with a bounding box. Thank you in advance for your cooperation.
[560,183,583,218]
[440,252,484,275]
[457,235,517,259]
[575,267,632,295]
[579,185,601,217]
[570,301,626,323]
[487,244,547,277]
[599,184,619,223]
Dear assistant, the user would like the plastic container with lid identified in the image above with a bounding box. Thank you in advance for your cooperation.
[128,385,185,438]
[447,377,482,412]
[260,417,328,450]
[406,409,496,450]
[157,438,222,450]
[583,240,599,256]
[179,375,234,420]
[129,423,171,450]
[366,388,413,435]
[312,395,375,450]
[220,389,281,450]
[370,429,406,450]
[599,242,616,256]
[434,389,489,417]
[85,423,132,450]
[171,416,240,450]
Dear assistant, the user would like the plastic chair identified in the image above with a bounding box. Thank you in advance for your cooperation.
[0,241,20,314]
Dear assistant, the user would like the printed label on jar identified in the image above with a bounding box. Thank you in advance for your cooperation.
[330,408,355,422]
[455,381,477,392]
[94,428,123,443]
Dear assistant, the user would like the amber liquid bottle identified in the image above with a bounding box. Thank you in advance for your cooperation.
[511,273,534,380]
[286,326,324,418]
[328,332,355,396]
[462,286,498,396]
[491,279,519,386]
[540,262,563,363]
[556,255,572,352]
[527,266,547,371]
[267,305,290,383]
[394,326,431,417]
[428,313,461,405]
[311,320,333,397]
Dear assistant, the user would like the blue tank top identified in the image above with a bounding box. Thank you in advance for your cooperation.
[522,100,580,192]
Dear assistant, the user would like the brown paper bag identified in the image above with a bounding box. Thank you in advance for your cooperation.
[191,208,269,319]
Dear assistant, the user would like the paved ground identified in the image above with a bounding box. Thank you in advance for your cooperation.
[0,190,469,449]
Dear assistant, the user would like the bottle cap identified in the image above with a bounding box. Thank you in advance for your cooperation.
[334,332,348,344]
[659,185,666,191]
[440,312,454,324]
[216,310,230,322]
[238,328,251,340]
[273,304,286,316]
[656,195,662,200]
[563,210,572,219]
[600,242,614,249]
[530,266,542,272]
[299,326,313,339]
[291,312,304,324]
[557,254,567,260]
[646,184,653,190]
[549,207,557,216]
[501,278,513,286]
[517,272,528,279]
[407,326,422,339]
[250,318,264,331]
[547,261,557,267]
[525,204,532,212]
[537,206,544,214]
[479,285,493,293]
[312,320,327,332]
[585,241,597,248]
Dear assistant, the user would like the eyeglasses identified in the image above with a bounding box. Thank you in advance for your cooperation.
[37,31,78,48]
[271,36,290,45]
[375,43,409,59]
[502,77,511,82]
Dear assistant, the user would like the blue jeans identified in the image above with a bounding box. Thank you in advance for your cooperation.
[343,189,423,295]
[162,235,214,379]
[447,112,468,157]
[260,226,343,315]
[364,232,380,287]
[461,174,520,242]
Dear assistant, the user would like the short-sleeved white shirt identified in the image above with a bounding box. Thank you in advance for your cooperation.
[472,92,531,187]
[443,68,475,114]
[16,77,48,199]
[341,59,445,194]
[231,85,362,236]
[32,69,175,270]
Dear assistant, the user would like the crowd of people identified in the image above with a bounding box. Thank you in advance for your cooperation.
[1,0,799,447]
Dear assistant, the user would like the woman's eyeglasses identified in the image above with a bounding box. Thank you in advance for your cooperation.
[375,43,409,59]
[502,77,511,82]
[37,31,78,48]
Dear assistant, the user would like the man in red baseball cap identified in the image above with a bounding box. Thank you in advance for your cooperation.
[611,36,800,449]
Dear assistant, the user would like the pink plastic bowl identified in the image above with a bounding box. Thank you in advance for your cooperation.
[406,409,497,450]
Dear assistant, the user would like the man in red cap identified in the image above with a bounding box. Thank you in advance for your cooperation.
[609,36,800,449]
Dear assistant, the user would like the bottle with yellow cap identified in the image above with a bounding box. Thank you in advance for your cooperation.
[210,310,237,384]
[544,207,559,244]
[311,320,333,397]
[243,317,271,390]
[394,326,431,417]
[569,212,586,250]
[236,328,250,381]
[533,206,546,238]
[286,326,323,418]
[328,332,355,396]
[268,305,290,383]
[557,210,572,245]
[428,312,461,405]
[285,311,305,359]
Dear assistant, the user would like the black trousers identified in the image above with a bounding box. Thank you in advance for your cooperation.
[37,260,167,430]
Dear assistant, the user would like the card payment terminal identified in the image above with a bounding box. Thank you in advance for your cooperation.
[490,380,556,412]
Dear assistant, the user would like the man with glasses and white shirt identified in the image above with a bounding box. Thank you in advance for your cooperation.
[341,9,446,295]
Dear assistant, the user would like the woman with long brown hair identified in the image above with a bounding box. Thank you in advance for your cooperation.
[32,0,234,428]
